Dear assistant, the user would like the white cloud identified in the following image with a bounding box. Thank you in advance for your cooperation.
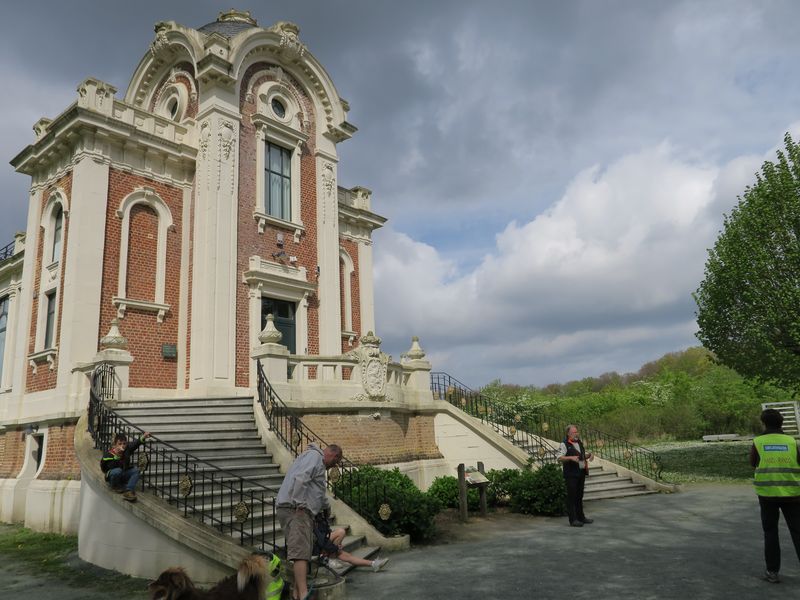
[375,140,767,386]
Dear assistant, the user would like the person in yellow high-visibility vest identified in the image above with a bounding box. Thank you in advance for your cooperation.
[750,408,800,584]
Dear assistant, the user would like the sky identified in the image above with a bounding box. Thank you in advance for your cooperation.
[1,1,800,387]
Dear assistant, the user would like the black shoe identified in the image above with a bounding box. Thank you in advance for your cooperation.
[580,518,594,524]
[764,570,780,584]
[569,521,584,527]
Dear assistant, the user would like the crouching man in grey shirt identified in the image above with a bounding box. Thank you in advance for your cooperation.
[276,443,343,600]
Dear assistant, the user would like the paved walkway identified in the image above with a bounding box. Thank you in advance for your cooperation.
[346,484,797,599]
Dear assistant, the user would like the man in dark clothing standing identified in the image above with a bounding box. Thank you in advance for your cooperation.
[750,408,800,584]
[558,424,594,527]
[101,431,150,502]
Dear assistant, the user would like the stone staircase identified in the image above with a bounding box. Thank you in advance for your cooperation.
[583,464,655,501]
[113,396,380,570]
[507,428,657,501]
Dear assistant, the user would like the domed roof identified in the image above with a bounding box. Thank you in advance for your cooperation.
[198,9,259,38]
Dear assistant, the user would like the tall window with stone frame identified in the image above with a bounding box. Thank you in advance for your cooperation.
[51,206,63,263]
[0,295,8,382]
[266,141,291,221]
[43,291,56,349]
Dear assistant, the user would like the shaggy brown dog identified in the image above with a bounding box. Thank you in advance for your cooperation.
[148,554,268,600]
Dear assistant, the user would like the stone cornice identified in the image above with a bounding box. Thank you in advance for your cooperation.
[337,203,387,233]
[12,97,196,178]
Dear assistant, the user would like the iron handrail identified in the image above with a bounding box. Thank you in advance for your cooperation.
[256,360,387,527]
[431,372,664,480]
[87,365,279,552]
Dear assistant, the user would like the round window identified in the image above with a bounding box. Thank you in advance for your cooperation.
[271,98,286,119]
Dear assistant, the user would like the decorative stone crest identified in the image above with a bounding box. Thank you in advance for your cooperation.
[378,503,392,521]
[346,331,389,401]
[328,466,341,484]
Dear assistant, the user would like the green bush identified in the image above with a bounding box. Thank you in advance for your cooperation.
[427,475,487,511]
[486,468,521,506]
[332,466,439,542]
[508,464,566,516]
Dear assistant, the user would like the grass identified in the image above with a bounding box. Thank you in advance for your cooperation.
[649,440,755,483]
[0,524,148,596]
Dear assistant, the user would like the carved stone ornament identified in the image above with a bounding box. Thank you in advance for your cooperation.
[219,121,236,161]
[179,474,193,498]
[321,163,335,199]
[272,21,306,59]
[150,29,170,57]
[623,449,633,461]
[258,314,284,345]
[233,501,250,523]
[509,426,517,436]
[199,121,211,160]
[378,503,392,521]
[346,331,389,401]
[538,446,547,457]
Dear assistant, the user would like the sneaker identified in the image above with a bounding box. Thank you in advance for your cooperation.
[569,521,584,527]
[764,570,780,584]
[327,558,346,570]
[371,558,389,572]
[580,518,594,524]
[122,490,137,502]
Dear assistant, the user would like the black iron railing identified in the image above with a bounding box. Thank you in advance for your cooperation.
[256,360,387,526]
[87,365,279,552]
[0,240,15,263]
[431,372,664,480]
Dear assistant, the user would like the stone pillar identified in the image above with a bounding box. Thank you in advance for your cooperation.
[59,156,110,407]
[315,152,342,355]
[189,106,240,393]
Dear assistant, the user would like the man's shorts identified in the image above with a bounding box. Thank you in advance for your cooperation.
[277,506,314,562]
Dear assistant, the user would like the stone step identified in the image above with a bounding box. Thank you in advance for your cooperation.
[144,424,259,434]
[153,480,282,501]
[188,454,272,467]
[132,414,255,426]
[171,440,266,451]
[584,487,657,501]
[185,447,272,460]
[584,472,623,485]
[155,432,263,443]
[117,397,254,409]
[115,406,254,417]
[584,479,639,493]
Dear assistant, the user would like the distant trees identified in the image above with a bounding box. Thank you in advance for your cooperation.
[695,133,800,392]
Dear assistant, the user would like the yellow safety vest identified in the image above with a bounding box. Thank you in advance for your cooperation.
[753,433,800,498]
[266,553,284,600]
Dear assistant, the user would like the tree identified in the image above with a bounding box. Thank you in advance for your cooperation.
[695,133,800,391]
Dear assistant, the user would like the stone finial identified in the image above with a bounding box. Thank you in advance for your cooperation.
[99,318,128,350]
[259,314,283,344]
[405,336,426,360]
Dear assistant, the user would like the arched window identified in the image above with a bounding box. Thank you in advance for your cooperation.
[114,187,173,322]
[51,207,63,263]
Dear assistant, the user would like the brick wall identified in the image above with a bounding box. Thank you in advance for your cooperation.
[99,169,183,388]
[301,413,443,465]
[234,63,320,386]
[0,428,26,478]
[26,172,72,393]
[38,422,81,480]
